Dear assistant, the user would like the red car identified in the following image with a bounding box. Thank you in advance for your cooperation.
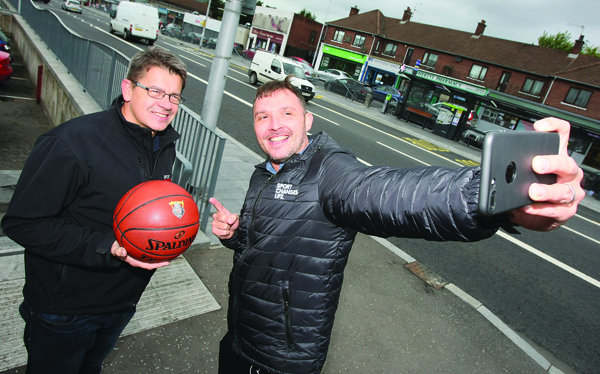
[242,46,263,60]
[0,51,13,82]
[290,56,312,67]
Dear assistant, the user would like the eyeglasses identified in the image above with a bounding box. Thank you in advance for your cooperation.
[131,80,185,105]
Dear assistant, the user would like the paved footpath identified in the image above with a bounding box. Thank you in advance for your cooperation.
[2,28,597,372]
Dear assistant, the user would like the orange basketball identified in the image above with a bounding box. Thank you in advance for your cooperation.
[113,180,199,263]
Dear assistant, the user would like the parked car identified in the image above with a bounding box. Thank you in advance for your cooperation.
[242,46,263,60]
[324,78,374,103]
[160,23,183,39]
[371,85,404,103]
[61,0,82,13]
[233,43,244,55]
[183,32,204,45]
[0,50,13,83]
[316,68,352,82]
[0,29,12,62]
[289,56,312,67]
[204,37,217,49]
[299,62,317,79]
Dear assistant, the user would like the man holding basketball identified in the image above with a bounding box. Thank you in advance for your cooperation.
[210,76,584,373]
[1,46,187,373]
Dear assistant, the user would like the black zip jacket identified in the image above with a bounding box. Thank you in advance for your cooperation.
[1,96,180,315]
[221,132,501,374]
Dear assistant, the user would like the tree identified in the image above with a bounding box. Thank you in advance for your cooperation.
[298,8,316,21]
[538,30,599,58]
[538,30,574,51]
[207,0,225,20]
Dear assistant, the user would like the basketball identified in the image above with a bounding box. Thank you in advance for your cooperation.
[113,180,200,263]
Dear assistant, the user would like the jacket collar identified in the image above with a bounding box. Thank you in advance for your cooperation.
[111,95,180,146]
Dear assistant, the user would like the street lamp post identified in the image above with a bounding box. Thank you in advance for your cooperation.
[200,0,212,46]
[312,0,332,68]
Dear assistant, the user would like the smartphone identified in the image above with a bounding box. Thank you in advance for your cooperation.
[478,131,560,216]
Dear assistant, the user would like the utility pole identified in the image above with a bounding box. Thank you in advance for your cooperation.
[200,0,212,46]
[201,0,256,131]
[312,0,332,68]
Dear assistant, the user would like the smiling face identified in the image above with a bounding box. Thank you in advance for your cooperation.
[121,66,183,136]
[253,89,313,172]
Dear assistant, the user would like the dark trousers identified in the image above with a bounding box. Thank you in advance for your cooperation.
[19,301,135,374]
[218,332,264,374]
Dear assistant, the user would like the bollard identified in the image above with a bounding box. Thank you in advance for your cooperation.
[364,93,373,108]
[36,65,43,104]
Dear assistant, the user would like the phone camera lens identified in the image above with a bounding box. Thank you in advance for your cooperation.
[505,162,517,184]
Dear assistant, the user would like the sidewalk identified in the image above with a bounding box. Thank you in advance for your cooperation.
[0,34,592,374]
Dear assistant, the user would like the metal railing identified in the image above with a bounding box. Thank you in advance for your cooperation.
[7,0,225,232]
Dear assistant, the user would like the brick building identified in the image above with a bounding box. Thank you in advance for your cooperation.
[314,6,600,188]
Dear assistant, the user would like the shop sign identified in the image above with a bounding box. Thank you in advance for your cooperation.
[254,28,283,43]
[404,66,488,97]
[368,57,403,74]
[322,45,367,63]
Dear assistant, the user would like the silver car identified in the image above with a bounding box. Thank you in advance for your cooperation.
[299,62,317,79]
[316,68,352,82]
[62,0,82,13]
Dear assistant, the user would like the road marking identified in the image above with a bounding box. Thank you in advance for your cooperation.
[179,54,206,67]
[93,25,143,51]
[496,230,600,288]
[561,225,600,245]
[378,142,430,166]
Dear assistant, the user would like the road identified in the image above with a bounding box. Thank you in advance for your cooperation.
[24,4,600,373]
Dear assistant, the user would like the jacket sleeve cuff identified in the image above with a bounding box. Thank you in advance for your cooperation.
[96,234,122,267]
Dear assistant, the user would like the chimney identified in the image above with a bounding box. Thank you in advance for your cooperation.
[349,6,359,17]
[401,7,412,22]
[572,35,585,55]
[473,20,486,37]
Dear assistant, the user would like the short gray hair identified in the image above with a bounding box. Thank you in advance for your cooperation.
[126,46,187,91]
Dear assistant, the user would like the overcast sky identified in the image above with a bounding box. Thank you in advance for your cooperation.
[259,0,599,48]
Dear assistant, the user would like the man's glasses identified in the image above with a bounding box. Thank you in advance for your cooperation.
[131,80,185,105]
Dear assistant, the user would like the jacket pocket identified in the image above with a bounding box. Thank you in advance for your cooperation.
[281,281,295,348]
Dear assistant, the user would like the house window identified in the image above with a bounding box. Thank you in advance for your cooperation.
[309,30,316,43]
[383,43,397,56]
[352,35,365,47]
[468,64,488,80]
[564,87,592,108]
[375,41,380,52]
[521,78,544,96]
[333,30,345,42]
[422,52,438,68]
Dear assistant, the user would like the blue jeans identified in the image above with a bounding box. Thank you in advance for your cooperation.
[19,301,135,374]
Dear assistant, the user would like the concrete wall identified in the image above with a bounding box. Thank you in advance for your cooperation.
[0,9,101,127]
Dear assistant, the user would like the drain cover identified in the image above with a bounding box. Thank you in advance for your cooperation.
[404,261,448,290]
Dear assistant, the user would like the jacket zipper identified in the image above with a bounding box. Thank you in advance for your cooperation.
[282,281,295,348]
[231,172,276,352]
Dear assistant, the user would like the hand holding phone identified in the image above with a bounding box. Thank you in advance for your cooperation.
[478,131,560,216]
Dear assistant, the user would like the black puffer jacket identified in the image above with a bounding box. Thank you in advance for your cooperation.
[1,96,180,315]
[222,132,500,373]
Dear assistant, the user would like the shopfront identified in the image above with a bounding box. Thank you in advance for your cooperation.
[250,28,284,54]
[397,67,488,136]
[362,57,404,87]
[318,45,367,79]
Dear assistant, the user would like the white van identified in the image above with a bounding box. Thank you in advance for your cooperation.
[109,2,159,46]
[249,51,315,102]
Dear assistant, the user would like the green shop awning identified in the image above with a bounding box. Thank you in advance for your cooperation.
[488,91,600,134]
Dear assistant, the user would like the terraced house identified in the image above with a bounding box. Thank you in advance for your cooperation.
[313,6,600,194]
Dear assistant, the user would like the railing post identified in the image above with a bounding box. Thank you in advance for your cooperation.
[106,51,117,110]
